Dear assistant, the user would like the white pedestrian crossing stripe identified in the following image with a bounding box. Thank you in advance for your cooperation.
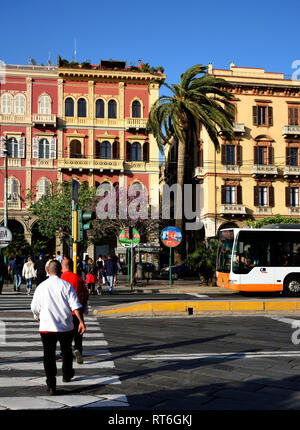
[0,314,129,409]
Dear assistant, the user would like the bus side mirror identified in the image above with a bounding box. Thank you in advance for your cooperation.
[239,242,244,254]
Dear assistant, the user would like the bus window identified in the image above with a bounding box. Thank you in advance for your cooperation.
[217,230,234,273]
[233,231,271,274]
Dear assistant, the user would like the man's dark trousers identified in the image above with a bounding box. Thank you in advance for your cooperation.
[40,331,74,388]
[73,314,83,354]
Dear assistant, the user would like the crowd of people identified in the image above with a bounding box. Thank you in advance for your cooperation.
[0,251,121,295]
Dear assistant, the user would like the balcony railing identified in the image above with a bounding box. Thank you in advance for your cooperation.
[193,166,207,178]
[219,204,247,215]
[0,113,31,123]
[125,118,148,130]
[57,157,124,172]
[288,206,300,215]
[223,165,240,174]
[283,165,300,177]
[283,125,300,138]
[252,164,278,176]
[32,114,56,126]
[232,122,245,134]
[255,206,272,215]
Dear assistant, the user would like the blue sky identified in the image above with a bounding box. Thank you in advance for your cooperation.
[1,0,300,87]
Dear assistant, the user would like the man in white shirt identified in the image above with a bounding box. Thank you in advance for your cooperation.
[31,260,85,395]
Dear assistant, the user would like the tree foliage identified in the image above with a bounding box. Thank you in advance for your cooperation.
[26,180,96,246]
[186,239,218,285]
[246,214,300,229]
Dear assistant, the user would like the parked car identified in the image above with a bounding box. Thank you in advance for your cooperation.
[159,264,198,280]
[120,262,155,275]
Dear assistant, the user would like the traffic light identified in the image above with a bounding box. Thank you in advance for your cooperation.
[82,210,96,231]
[77,210,83,242]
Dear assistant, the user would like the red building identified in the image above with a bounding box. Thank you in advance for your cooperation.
[0,60,165,259]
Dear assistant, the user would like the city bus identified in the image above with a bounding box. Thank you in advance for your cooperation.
[216,225,300,295]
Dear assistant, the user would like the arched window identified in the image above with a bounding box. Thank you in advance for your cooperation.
[131,142,142,161]
[14,94,26,115]
[132,100,141,118]
[65,98,74,117]
[96,99,105,118]
[100,141,111,159]
[70,139,82,158]
[112,141,119,159]
[78,98,87,117]
[7,137,19,158]
[37,178,51,200]
[108,100,117,118]
[1,93,13,114]
[38,94,52,114]
[39,139,50,159]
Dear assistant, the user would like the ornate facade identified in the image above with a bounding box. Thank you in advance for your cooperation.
[0,60,165,259]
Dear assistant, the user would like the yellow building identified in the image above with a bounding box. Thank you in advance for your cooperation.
[192,62,300,238]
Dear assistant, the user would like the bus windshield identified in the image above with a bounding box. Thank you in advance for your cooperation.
[233,230,300,274]
[216,230,234,273]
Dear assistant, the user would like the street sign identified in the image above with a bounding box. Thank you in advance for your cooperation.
[0,226,12,248]
[160,226,182,248]
[119,227,140,248]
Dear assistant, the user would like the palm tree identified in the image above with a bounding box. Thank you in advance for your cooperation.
[148,64,236,262]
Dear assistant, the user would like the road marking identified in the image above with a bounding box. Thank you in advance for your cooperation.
[2,332,104,338]
[266,316,300,327]
[0,360,115,370]
[186,293,209,298]
[0,349,111,358]
[0,394,129,410]
[0,375,121,387]
[132,351,300,360]
[0,340,108,347]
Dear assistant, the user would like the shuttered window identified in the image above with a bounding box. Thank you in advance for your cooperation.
[37,178,51,200]
[286,147,298,166]
[1,93,13,114]
[112,141,119,159]
[39,139,50,159]
[78,98,87,117]
[65,98,74,117]
[253,105,273,126]
[288,107,299,126]
[8,178,19,201]
[254,186,274,207]
[100,141,111,159]
[286,187,299,207]
[7,138,18,158]
[131,142,142,161]
[14,94,26,115]
[38,94,51,114]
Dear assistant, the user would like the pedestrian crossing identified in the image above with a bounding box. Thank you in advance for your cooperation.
[0,316,129,410]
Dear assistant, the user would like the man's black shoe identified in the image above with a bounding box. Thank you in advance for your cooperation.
[63,369,75,382]
[47,386,57,395]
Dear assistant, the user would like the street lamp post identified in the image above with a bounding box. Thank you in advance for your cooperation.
[3,137,8,228]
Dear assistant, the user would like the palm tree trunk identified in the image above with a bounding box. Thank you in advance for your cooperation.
[174,137,186,264]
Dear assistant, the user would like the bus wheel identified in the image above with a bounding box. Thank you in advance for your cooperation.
[284,276,300,296]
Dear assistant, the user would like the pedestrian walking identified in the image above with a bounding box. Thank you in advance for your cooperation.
[96,255,104,295]
[22,257,36,295]
[0,254,7,295]
[34,254,47,286]
[8,255,23,292]
[31,260,85,395]
[104,254,118,295]
[85,258,97,295]
[61,258,88,364]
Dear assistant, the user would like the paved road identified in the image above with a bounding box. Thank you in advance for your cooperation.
[1,306,300,412]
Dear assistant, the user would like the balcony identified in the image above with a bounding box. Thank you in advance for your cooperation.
[193,166,208,179]
[283,125,300,138]
[233,122,246,134]
[283,165,300,178]
[32,114,56,126]
[288,206,300,215]
[223,165,240,174]
[0,113,31,123]
[125,118,148,130]
[57,157,124,172]
[252,164,278,177]
[255,206,272,215]
[219,204,247,216]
